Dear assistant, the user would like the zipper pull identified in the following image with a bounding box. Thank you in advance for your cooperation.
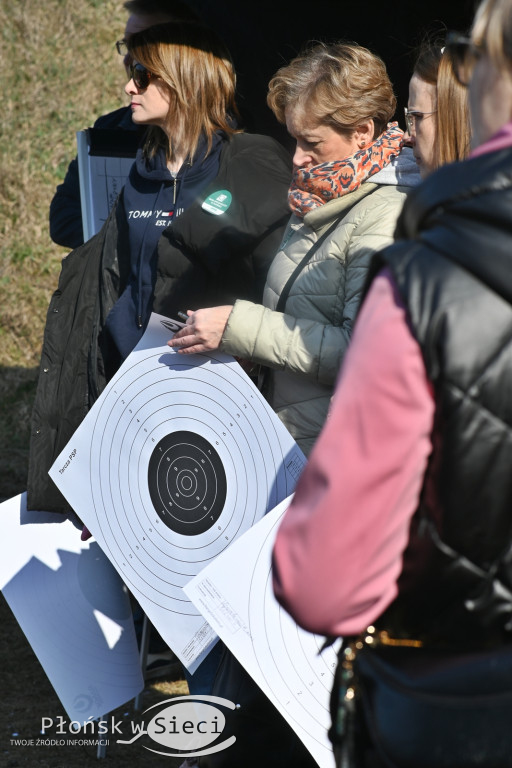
[173,177,177,205]
[137,315,143,329]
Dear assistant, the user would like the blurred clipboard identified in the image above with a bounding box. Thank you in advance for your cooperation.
[77,128,139,241]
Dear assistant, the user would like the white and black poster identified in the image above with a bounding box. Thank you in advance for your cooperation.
[50,313,306,672]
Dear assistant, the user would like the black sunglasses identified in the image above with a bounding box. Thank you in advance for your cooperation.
[445,31,484,87]
[129,62,154,90]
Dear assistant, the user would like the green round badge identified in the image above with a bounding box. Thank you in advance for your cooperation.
[202,189,232,215]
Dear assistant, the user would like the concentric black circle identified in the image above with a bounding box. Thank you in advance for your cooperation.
[148,431,227,535]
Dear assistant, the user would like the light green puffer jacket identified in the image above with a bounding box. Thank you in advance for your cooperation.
[220,179,411,456]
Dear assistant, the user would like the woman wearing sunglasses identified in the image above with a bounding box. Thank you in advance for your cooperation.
[272,1,512,766]
[27,24,291,508]
[405,35,471,177]
[99,21,292,364]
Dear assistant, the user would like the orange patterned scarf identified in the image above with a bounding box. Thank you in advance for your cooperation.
[288,122,404,218]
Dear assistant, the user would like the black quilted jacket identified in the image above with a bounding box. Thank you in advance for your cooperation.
[376,148,512,645]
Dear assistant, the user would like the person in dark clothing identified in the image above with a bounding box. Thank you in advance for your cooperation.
[272,0,512,766]
[104,107,226,360]
[47,4,204,677]
[29,20,291,511]
[29,20,291,708]
[49,0,200,249]
[102,21,291,363]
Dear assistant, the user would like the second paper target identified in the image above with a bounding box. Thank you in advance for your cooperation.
[248,513,338,752]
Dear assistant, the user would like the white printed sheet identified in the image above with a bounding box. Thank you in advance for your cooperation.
[0,493,143,722]
[50,313,306,672]
[185,497,338,768]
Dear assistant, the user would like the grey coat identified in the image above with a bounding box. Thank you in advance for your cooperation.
[221,179,413,455]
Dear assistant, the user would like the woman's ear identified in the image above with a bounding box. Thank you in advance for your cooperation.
[354,119,375,149]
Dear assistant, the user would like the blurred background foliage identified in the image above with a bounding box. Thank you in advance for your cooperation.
[0,0,127,498]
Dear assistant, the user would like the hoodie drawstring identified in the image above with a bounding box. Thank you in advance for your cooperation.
[136,182,166,328]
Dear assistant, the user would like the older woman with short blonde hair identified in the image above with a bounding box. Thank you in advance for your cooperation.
[170,41,420,456]
[268,43,396,138]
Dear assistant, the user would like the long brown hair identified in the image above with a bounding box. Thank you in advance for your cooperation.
[127,22,241,163]
[413,39,471,168]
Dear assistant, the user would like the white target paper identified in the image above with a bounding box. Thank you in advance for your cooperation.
[184,497,338,768]
[0,493,143,722]
[50,313,306,672]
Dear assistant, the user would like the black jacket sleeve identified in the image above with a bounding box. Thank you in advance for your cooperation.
[153,133,292,316]
[49,156,84,249]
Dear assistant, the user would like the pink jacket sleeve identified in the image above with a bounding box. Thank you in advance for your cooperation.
[272,270,435,637]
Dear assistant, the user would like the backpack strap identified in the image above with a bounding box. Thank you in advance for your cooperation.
[275,216,341,313]
[276,184,380,313]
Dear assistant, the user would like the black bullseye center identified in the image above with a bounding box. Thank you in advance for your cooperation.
[148,431,227,535]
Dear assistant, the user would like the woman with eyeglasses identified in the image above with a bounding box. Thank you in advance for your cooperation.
[272,1,512,766]
[405,35,471,177]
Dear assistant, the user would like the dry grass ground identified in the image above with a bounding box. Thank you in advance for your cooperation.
[0,0,129,497]
[0,4,189,764]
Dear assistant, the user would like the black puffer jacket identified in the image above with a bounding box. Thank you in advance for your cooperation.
[376,148,512,645]
[28,133,292,513]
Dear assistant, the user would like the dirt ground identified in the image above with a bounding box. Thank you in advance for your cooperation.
[0,592,189,767]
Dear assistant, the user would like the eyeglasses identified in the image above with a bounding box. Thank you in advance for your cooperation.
[445,31,484,87]
[115,38,133,68]
[404,107,437,134]
[129,62,154,90]
[115,38,128,56]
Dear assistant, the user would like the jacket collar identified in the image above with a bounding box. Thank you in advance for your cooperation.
[303,182,379,231]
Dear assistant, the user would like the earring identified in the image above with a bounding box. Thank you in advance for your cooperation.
[360,141,366,148]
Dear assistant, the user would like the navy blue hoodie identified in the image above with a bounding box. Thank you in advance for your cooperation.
[105,134,224,359]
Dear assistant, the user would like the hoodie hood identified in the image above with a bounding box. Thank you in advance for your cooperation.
[371,146,422,188]
[135,131,226,182]
[135,145,174,183]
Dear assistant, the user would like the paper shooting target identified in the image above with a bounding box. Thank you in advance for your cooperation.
[80,337,305,619]
[248,513,338,754]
